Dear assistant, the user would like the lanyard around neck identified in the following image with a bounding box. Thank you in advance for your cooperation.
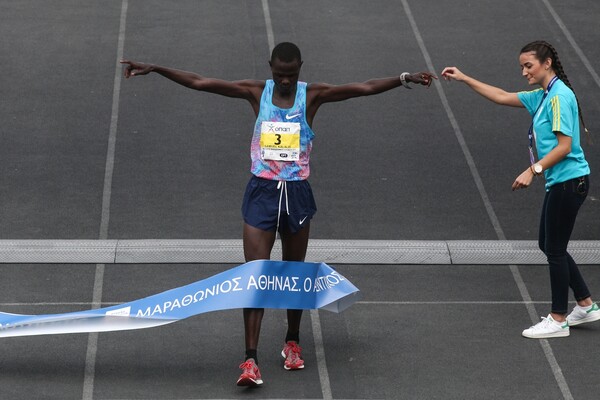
[528,76,559,164]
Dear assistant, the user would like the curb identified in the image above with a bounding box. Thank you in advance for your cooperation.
[0,239,599,265]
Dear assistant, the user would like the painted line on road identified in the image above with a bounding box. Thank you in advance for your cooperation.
[83,1,129,400]
[541,0,600,89]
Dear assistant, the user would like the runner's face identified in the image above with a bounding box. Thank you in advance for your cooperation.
[519,51,549,86]
[270,58,302,94]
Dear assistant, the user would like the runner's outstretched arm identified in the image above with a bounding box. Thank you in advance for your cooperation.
[120,60,263,111]
[306,72,436,122]
[309,72,435,104]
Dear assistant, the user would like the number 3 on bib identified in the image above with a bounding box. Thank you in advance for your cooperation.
[260,121,301,161]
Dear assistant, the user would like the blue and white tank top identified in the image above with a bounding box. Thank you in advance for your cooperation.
[250,80,315,181]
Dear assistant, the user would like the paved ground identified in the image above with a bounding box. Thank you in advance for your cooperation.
[1,0,599,399]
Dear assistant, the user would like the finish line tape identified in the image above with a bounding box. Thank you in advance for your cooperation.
[0,260,360,338]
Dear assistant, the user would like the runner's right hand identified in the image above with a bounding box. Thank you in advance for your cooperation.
[120,60,153,78]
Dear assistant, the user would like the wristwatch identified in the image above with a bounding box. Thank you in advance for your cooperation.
[533,163,543,175]
[399,72,412,89]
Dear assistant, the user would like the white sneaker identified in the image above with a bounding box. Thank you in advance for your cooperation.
[566,303,600,326]
[522,314,569,339]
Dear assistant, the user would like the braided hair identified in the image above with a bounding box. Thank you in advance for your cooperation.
[520,40,590,141]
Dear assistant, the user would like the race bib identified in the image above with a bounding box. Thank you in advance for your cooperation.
[260,121,300,161]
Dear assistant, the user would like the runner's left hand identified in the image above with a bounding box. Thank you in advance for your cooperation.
[408,72,437,87]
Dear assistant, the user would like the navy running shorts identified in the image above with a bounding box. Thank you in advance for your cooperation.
[242,175,317,233]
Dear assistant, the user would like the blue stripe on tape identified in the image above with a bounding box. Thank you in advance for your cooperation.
[0,260,360,338]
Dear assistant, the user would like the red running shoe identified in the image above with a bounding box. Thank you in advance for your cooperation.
[236,359,263,386]
[281,341,305,370]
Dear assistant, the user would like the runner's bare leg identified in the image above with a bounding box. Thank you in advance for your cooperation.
[242,223,276,351]
[281,223,311,337]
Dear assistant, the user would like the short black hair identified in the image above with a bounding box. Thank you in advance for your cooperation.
[271,42,302,63]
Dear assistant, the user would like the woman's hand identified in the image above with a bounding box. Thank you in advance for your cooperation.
[512,167,535,191]
[441,67,467,82]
